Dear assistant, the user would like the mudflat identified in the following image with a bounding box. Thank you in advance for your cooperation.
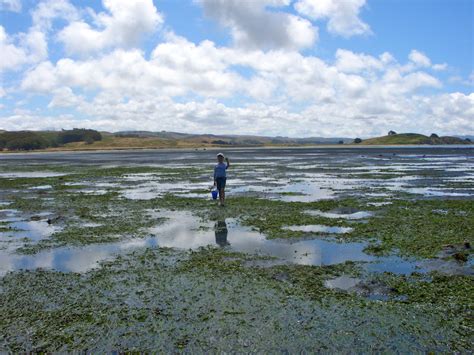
[0,146,472,352]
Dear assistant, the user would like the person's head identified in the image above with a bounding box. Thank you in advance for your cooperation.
[217,153,224,163]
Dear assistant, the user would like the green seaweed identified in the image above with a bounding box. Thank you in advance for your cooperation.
[0,247,472,352]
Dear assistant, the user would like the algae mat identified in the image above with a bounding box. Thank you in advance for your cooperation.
[0,147,473,351]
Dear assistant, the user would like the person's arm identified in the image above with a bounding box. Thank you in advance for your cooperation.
[225,157,230,169]
[213,167,217,186]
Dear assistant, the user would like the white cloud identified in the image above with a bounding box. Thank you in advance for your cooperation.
[423,93,474,133]
[21,61,57,92]
[20,30,48,62]
[448,72,474,86]
[198,0,317,50]
[0,26,47,72]
[47,87,85,108]
[0,0,21,12]
[0,0,77,74]
[0,26,27,72]
[16,32,464,137]
[335,49,390,73]
[405,51,448,73]
[432,63,448,71]
[31,0,79,31]
[57,0,163,55]
[2,91,472,137]
[2,1,471,137]
[294,0,370,37]
[408,49,431,67]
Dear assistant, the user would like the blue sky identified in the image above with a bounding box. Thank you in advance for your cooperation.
[0,0,472,137]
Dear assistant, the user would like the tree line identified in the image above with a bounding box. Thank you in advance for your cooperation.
[0,129,102,151]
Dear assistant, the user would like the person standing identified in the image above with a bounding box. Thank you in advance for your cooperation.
[214,153,230,206]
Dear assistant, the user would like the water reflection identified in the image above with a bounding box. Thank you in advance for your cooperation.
[0,209,472,277]
[0,220,60,241]
[215,219,229,247]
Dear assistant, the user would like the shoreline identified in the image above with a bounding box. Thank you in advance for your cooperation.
[0,143,473,156]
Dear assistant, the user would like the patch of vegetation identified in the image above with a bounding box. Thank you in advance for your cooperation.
[56,129,102,145]
[0,131,51,151]
[1,156,473,352]
[353,199,474,258]
[372,272,474,350]
[0,247,471,352]
[0,129,102,151]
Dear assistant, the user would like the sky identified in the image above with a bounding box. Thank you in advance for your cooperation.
[0,0,472,138]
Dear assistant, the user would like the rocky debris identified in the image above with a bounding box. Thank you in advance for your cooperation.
[46,215,63,225]
[438,241,471,262]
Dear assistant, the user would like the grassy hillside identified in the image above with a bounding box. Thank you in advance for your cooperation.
[44,131,352,151]
[1,130,472,152]
[360,133,472,145]
[56,134,199,150]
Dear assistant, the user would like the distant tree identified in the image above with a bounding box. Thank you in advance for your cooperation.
[5,134,48,151]
[84,136,95,145]
[466,138,471,142]
[338,140,344,144]
[57,129,102,144]
[0,130,105,150]
[430,133,439,138]
[354,138,362,144]
[0,131,50,151]
[388,130,397,136]
[211,140,230,145]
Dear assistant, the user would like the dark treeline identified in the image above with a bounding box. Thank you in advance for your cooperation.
[0,129,102,151]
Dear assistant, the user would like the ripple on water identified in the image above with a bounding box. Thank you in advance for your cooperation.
[305,209,373,220]
[0,172,68,178]
[282,225,353,234]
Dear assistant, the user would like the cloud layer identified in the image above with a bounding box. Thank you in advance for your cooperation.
[0,0,472,137]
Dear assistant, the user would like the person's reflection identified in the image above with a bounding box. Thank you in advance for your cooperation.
[215,219,230,247]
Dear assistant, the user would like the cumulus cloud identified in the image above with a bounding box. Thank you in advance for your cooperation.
[1,0,471,137]
[0,26,48,72]
[335,49,392,73]
[432,63,448,71]
[57,0,163,55]
[408,49,431,67]
[198,0,317,50]
[0,26,26,72]
[0,0,21,12]
[0,1,78,74]
[31,0,79,31]
[294,0,370,37]
[17,31,463,137]
[2,90,472,138]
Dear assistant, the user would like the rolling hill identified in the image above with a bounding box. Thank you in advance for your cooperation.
[1,130,472,152]
[360,133,472,145]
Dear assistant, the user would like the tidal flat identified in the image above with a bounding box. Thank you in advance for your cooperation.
[0,147,473,352]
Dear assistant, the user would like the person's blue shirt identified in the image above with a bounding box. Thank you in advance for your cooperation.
[214,162,228,179]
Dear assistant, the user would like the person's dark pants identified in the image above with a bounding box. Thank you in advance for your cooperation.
[216,177,226,191]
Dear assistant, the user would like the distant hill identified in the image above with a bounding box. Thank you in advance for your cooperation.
[455,135,474,141]
[359,133,472,145]
[114,131,352,145]
[1,129,472,152]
